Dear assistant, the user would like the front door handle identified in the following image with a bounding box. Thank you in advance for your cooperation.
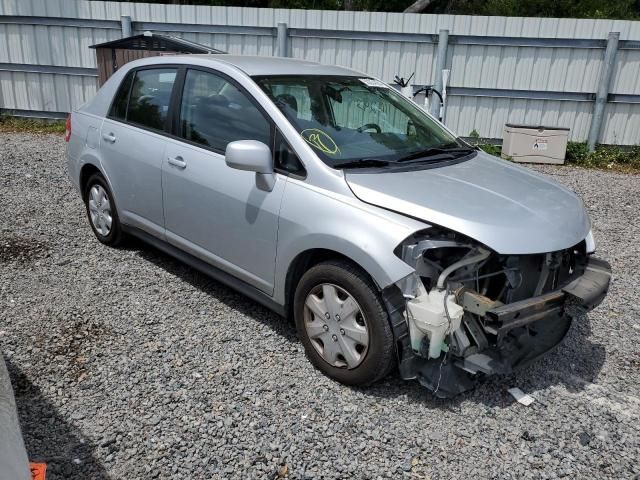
[168,155,187,169]
[102,132,116,143]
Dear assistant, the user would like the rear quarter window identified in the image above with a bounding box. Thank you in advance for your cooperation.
[109,71,134,120]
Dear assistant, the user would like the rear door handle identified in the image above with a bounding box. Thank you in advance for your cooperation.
[168,155,187,169]
[102,132,116,143]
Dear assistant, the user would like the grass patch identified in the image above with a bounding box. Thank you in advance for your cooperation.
[477,143,502,157]
[0,114,66,134]
[467,130,504,158]
[468,131,640,173]
[565,141,640,173]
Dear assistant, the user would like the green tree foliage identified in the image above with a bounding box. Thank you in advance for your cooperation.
[106,0,640,19]
[438,0,640,19]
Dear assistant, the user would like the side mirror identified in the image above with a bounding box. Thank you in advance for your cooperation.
[225,140,276,191]
[225,140,273,174]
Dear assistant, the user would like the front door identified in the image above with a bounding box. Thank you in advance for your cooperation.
[162,68,285,294]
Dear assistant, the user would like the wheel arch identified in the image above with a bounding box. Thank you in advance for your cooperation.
[79,162,102,201]
[283,248,372,318]
[279,237,414,318]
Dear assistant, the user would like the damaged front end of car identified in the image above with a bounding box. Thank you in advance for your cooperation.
[384,228,612,398]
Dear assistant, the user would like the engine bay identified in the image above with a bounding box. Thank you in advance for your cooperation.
[387,229,611,397]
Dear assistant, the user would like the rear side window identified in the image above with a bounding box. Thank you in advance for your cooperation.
[179,69,271,152]
[126,69,178,131]
[109,71,134,120]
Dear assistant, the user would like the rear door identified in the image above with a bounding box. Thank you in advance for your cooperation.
[162,67,285,294]
[100,67,178,237]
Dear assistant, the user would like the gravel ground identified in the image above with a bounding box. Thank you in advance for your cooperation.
[1,132,639,480]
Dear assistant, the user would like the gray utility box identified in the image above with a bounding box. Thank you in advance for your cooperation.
[502,124,570,164]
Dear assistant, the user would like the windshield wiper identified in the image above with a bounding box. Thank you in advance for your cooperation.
[396,146,475,163]
[332,158,392,169]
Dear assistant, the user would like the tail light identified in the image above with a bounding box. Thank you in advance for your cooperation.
[64,115,71,142]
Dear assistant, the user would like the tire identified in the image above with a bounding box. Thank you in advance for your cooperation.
[84,173,125,247]
[293,260,395,386]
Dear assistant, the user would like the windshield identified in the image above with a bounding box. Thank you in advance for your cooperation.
[253,75,469,168]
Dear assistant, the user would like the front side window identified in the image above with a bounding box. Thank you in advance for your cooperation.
[254,75,472,169]
[179,69,271,152]
[126,68,178,131]
[274,130,305,176]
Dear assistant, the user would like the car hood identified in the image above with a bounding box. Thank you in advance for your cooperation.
[345,152,590,255]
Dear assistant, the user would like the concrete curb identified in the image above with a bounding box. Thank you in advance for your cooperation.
[0,355,31,480]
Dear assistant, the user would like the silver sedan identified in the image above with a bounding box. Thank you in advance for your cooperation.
[66,55,610,397]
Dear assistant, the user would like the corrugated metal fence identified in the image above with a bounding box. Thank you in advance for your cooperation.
[1,0,640,145]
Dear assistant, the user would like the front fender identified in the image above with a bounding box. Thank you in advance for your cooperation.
[272,179,426,305]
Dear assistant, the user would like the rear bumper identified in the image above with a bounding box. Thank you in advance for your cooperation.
[65,150,81,195]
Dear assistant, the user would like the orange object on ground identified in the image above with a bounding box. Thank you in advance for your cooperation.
[29,463,47,480]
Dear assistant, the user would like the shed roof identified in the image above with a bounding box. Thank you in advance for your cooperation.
[89,33,225,54]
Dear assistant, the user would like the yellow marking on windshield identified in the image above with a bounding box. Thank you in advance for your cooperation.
[300,129,340,155]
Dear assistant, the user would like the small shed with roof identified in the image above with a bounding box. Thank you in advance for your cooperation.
[90,32,225,86]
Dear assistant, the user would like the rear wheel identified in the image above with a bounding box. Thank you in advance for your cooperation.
[293,260,395,386]
[84,173,125,247]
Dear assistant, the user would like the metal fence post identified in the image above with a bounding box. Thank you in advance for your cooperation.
[587,31,619,151]
[431,29,449,119]
[121,15,132,37]
[277,22,289,57]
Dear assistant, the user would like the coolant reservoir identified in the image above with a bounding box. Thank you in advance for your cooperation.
[406,290,464,359]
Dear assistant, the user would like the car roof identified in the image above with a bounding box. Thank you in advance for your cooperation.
[81,54,369,118]
[185,54,365,77]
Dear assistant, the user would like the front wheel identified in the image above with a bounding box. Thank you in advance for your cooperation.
[293,260,395,386]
